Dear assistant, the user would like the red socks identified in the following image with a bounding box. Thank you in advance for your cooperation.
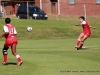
[3,54,8,62]
[76,39,84,49]
[3,54,22,63]
[79,42,84,49]
[76,39,81,47]
[16,55,22,62]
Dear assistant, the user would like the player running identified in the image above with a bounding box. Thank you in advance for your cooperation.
[0,18,23,66]
[75,16,95,50]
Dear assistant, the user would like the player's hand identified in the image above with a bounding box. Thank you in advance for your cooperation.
[93,27,96,29]
[76,24,78,26]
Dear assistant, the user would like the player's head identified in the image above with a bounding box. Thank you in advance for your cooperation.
[5,18,11,24]
[79,16,85,22]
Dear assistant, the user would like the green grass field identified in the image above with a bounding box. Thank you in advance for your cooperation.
[0,16,100,75]
[0,39,100,75]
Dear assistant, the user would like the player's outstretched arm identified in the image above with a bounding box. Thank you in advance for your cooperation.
[89,26,96,29]
[76,24,82,26]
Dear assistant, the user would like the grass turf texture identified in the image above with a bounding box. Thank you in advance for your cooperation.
[0,17,100,75]
[0,16,100,40]
[0,39,100,75]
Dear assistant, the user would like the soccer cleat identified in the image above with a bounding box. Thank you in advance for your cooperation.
[2,61,8,65]
[75,46,80,50]
[77,47,80,50]
[17,61,23,66]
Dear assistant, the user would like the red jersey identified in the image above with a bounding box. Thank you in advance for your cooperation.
[81,21,91,36]
[3,24,18,46]
[4,24,17,38]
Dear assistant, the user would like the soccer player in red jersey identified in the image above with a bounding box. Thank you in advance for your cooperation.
[75,16,95,50]
[0,18,23,66]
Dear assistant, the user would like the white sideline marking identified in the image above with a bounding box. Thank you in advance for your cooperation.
[85,45,99,48]
[83,45,100,50]
[82,47,87,48]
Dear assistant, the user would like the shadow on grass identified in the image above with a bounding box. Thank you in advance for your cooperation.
[3,62,17,66]
[7,62,17,65]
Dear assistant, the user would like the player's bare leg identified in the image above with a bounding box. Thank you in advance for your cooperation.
[75,33,84,49]
[2,45,9,65]
[79,35,88,49]
[11,44,23,66]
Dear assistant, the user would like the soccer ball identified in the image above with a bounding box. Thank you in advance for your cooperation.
[27,26,32,32]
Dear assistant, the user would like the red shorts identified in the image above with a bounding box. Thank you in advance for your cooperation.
[5,37,18,47]
[82,31,91,37]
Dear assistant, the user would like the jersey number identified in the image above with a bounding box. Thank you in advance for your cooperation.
[9,28,14,34]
